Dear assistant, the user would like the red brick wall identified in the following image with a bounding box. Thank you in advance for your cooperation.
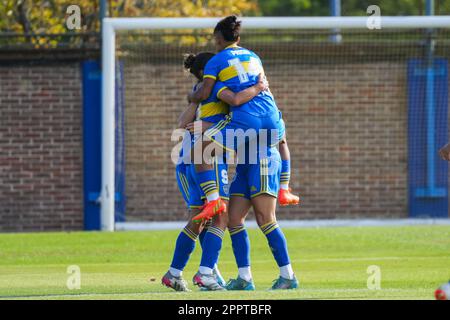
[0,64,83,231]
[0,52,448,231]
[122,60,410,221]
[124,64,190,221]
[276,62,408,219]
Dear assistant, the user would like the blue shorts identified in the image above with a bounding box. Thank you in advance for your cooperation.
[176,159,229,209]
[204,110,283,154]
[229,147,281,199]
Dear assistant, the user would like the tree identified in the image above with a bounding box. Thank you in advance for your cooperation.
[0,0,259,48]
[256,0,450,16]
[3,0,449,48]
[256,0,329,16]
[108,0,258,18]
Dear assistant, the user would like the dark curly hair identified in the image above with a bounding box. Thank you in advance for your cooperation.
[214,15,241,42]
[183,52,215,80]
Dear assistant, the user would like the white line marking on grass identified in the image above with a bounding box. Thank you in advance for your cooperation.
[0,288,431,300]
[116,218,450,231]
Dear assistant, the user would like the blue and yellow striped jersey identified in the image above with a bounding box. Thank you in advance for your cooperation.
[177,81,229,165]
[196,81,229,124]
[203,44,279,116]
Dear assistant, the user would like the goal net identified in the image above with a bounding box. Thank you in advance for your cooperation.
[102,17,450,231]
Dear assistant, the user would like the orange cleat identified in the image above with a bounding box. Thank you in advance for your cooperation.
[278,188,300,206]
[192,198,227,223]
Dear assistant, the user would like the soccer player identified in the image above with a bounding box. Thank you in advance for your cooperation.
[189,16,299,290]
[189,17,299,223]
[439,143,450,161]
[226,147,300,290]
[162,52,268,291]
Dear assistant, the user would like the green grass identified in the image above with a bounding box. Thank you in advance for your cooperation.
[0,225,449,300]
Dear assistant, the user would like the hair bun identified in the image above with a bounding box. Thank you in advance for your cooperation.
[229,15,241,33]
[214,15,241,42]
[183,53,196,69]
[227,15,238,23]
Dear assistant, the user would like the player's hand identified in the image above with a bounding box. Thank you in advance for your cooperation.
[185,121,212,133]
[439,143,450,161]
[187,82,203,103]
[256,73,269,92]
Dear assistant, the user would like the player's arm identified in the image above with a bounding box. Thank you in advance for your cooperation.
[177,102,198,129]
[439,143,450,161]
[218,74,268,107]
[188,78,215,104]
[188,58,219,103]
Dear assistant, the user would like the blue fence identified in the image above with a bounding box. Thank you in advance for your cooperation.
[408,58,448,217]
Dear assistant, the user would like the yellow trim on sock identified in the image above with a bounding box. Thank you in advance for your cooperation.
[182,229,197,241]
[260,221,275,229]
[229,228,245,236]
[263,224,279,235]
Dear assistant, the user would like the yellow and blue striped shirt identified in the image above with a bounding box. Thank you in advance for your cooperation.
[196,81,229,123]
[203,44,279,117]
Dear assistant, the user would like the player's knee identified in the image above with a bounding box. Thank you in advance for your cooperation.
[187,209,204,233]
[186,220,202,234]
[254,209,275,227]
[213,212,228,229]
[228,215,244,229]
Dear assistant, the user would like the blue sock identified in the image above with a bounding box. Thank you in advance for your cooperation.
[281,160,290,186]
[199,221,221,267]
[199,228,208,249]
[200,226,224,269]
[261,221,291,267]
[197,170,219,200]
[229,225,251,267]
[170,227,197,270]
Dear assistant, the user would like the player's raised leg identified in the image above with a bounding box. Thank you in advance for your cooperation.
[278,133,300,206]
[191,143,227,222]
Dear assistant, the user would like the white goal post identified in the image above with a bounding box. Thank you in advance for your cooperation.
[101,16,450,231]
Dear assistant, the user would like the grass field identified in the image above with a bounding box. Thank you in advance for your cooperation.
[0,225,449,300]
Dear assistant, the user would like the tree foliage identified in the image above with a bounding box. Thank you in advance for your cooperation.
[256,0,450,16]
[1,0,449,48]
[0,0,258,47]
[0,0,258,33]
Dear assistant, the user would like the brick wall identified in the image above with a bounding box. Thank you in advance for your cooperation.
[122,60,410,221]
[124,64,189,221]
[1,46,448,231]
[0,63,83,231]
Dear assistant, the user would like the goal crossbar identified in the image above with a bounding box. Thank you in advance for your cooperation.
[101,16,450,231]
[104,16,450,30]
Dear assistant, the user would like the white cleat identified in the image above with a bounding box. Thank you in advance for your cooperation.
[193,271,226,291]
